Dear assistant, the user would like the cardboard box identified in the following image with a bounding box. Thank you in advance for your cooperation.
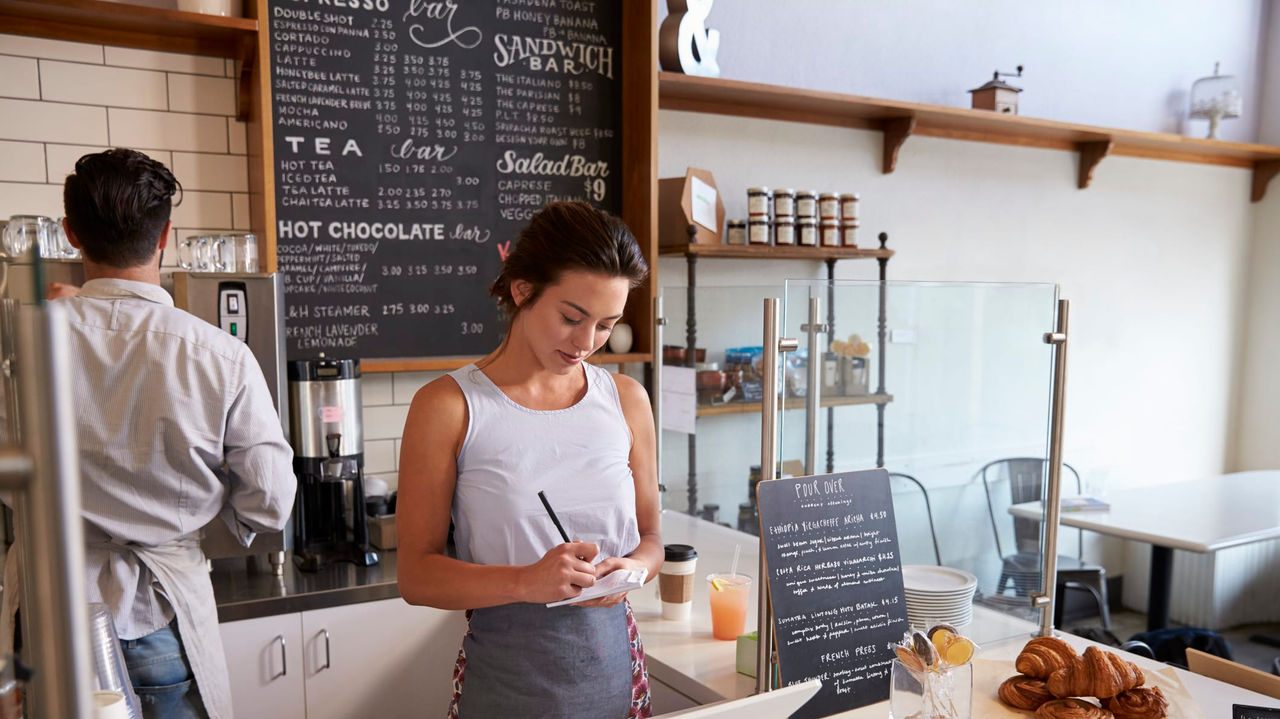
[369,514,397,550]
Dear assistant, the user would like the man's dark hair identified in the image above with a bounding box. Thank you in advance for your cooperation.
[63,148,180,268]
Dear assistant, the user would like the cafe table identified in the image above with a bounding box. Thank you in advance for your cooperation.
[1009,470,1280,630]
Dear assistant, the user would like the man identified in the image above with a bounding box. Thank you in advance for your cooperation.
[55,149,294,717]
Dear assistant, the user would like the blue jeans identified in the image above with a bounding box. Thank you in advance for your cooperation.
[119,619,207,718]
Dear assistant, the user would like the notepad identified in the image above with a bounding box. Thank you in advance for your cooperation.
[546,567,648,608]
[1059,496,1110,512]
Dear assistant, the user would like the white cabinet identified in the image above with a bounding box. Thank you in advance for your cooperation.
[220,612,306,719]
[221,598,466,719]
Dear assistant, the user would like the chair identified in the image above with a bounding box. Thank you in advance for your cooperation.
[977,457,1111,630]
[1186,648,1280,700]
[888,472,942,566]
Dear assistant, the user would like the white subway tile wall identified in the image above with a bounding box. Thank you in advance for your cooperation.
[0,33,447,474]
[0,32,244,288]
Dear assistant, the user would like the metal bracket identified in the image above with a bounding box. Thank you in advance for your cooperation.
[1030,593,1052,608]
[1043,332,1066,344]
[799,323,828,334]
[779,338,799,353]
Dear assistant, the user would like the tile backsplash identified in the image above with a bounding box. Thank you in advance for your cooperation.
[0,33,250,277]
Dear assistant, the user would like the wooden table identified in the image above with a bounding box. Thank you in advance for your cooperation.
[1010,470,1280,630]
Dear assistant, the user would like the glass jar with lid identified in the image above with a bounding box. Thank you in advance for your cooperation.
[725,219,747,245]
[748,217,771,245]
[819,219,841,247]
[797,217,818,246]
[840,220,859,248]
[747,187,772,218]
[818,193,840,221]
[773,217,795,246]
[839,193,860,221]
[795,190,818,218]
[772,188,795,218]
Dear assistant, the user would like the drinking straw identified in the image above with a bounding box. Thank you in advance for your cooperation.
[730,544,741,578]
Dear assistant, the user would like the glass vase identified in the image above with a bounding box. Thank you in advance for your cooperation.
[889,658,972,719]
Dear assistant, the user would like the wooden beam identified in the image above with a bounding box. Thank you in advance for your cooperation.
[880,116,916,174]
[1077,140,1114,189]
[1253,160,1280,203]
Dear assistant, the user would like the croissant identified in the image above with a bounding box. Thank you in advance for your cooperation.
[998,675,1054,711]
[1105,686,1168,719]
[1035,698,1114,719]
[1047,646,1145,699]
[1016,636,1079,679]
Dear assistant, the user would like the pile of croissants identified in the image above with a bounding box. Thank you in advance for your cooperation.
[997,637,1169,718]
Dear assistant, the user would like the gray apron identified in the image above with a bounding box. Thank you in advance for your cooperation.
[457,602,631,719]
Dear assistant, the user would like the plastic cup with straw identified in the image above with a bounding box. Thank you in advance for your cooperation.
[707,544,751,640]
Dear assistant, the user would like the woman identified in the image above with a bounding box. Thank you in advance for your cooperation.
[397,201,662,718]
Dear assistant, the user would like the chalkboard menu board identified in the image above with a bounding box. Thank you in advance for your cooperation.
[267,0,623,359]
[757,469,910,719]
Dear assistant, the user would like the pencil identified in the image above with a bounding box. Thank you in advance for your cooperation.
[538,490,572,544]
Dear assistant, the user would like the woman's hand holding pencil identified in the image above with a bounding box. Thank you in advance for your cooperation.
[520,541,599,603]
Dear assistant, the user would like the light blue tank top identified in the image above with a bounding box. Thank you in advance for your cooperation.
[447,362,640,567]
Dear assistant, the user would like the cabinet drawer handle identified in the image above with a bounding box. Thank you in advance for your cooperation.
[318,628,331,672]
[271,635,287,680]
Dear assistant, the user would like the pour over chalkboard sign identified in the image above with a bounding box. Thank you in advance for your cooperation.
[756,469,910,719]
[266,0,623,360]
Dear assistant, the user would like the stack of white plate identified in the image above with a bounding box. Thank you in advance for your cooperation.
[901,565,977,629]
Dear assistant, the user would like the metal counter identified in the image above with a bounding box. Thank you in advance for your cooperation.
[212,550,401,622]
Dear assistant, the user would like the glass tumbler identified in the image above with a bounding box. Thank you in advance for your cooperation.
[889,657,971,719]
[178,236,216,272]
[2,216,54,260]
[227,233,258,272]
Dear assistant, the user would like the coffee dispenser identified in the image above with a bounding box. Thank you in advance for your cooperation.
[288,356,378,571]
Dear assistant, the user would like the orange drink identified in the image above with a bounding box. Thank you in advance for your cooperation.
[706,573,752,640]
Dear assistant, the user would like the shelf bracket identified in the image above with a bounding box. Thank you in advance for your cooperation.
[1076,140,1113,189]
[1252,160,1280,203]
[879,116,916,174]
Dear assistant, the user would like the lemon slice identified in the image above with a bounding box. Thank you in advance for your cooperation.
[930,628,955,656]
[710,578,725,591]
[941,636,975,666]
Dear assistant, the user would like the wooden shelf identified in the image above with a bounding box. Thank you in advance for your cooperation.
[659,243,893,260]
[362,352,653,374]
[659,72,1280,202]
[696,393,892,417]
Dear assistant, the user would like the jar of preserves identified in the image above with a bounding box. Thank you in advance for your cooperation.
[726,219,747,245]
[797,217,818,246]
[820,219,840,247]
[839,192,860,221]
[840,220,859,247]
[795,190,818,218]
[747,186,772,217]
[818,192,840,221]
[748,217,771,245]
[773,217,795,245]
[772,188,795,218]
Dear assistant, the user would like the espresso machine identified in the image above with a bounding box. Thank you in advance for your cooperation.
[172,272,291,573]
[288,356,378,571]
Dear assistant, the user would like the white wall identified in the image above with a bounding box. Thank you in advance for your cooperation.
[656,109,1257,580]
[664,0,1270,143]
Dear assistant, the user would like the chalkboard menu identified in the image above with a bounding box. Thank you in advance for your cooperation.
[757,469,910,719]
[267,0,623,359]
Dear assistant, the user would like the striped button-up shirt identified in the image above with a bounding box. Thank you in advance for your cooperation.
[58,278,294,639]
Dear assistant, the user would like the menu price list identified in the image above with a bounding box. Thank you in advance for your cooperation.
[268,0,622,359]
[757,470,910,719]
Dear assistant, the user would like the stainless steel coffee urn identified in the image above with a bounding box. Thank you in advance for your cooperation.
[288,356,378,571]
